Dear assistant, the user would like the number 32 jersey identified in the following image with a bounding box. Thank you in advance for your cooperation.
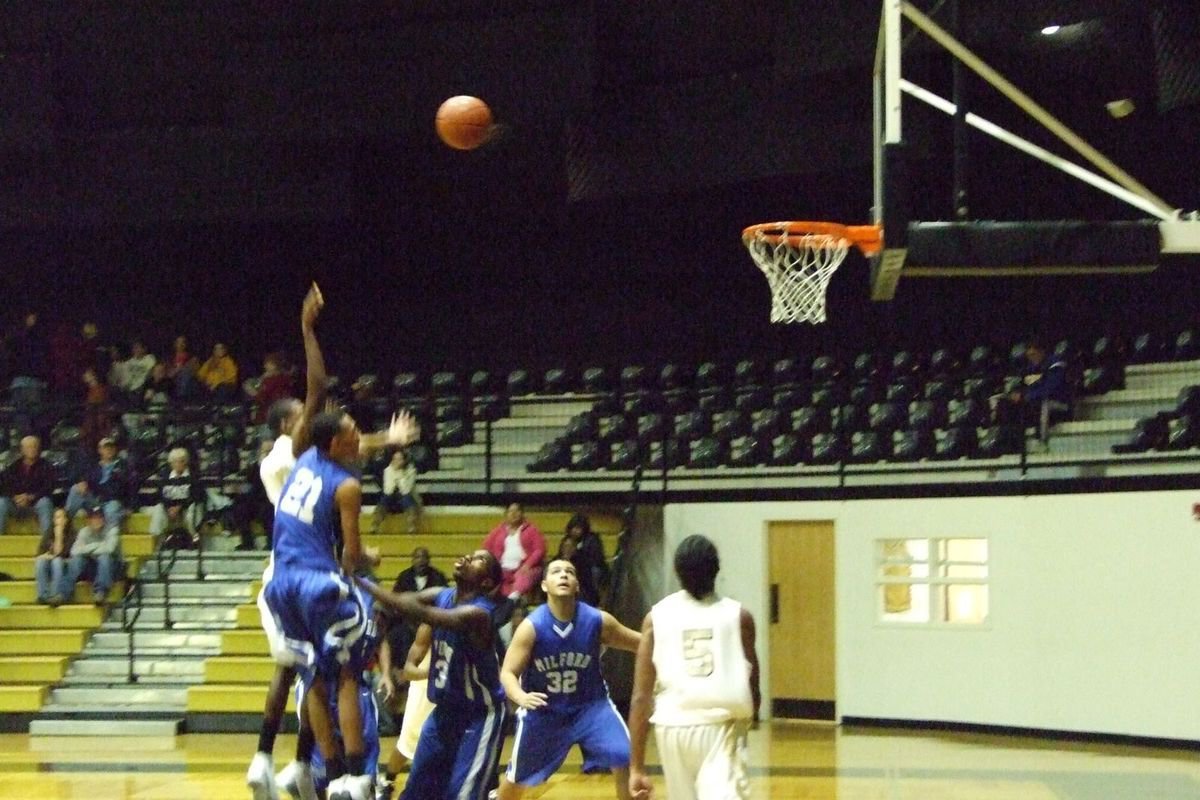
[521,601,608,711]
[649,590,753,726]
[272,446,356,573]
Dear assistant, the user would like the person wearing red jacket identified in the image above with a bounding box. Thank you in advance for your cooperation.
[482,502,546,600]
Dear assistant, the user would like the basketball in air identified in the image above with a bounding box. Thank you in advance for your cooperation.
[435,95,493,151]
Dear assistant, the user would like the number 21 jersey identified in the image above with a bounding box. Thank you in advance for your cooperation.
[272,446,355,573]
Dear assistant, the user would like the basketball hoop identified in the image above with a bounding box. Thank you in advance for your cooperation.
[742,221,883,324]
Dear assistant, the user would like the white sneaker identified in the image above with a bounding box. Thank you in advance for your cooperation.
[327,773,374,800]
[246,752,279,800]
[275,760,318,800]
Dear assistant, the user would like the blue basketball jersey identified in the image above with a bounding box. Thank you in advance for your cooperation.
[271,447,356,572]
[522,601,608,709]
[426,587,505,713]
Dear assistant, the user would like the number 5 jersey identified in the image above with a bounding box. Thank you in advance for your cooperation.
[649,590,754,726]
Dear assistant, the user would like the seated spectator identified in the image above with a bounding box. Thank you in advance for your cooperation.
[35,508,76,606]
[229,440,276,551]
[65,504,120,605]
[148,447,205,548]
[556,512,610,607]
[482,501,546,601]
[992,340,1072,440]
[0,435,56,538]
[80,367,112,451]
[196,342,238,402]
[143,361,174,408]
[372,448,421,534]
[168,335,198,399]
[110,340,156,407]
[65,437,132,531]
[247,352,295,425]
[393,546,448,594]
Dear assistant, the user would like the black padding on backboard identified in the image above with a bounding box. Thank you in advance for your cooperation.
[906,220,1161,270]
[881,142,910,249]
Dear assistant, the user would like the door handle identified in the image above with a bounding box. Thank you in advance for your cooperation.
[770,584,779,624]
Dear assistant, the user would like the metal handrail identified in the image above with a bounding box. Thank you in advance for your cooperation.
[117,577,144,684]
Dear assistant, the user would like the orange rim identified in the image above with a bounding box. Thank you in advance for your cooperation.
[742,221,883,257]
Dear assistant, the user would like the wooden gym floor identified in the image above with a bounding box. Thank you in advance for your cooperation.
[0,722,1197,799]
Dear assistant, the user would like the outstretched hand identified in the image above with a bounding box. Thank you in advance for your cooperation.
[629,771,654,799]
[302,282,324,331]
[386,410,421,447]
[511,690,549,711]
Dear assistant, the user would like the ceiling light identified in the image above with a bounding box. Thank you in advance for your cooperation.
[1041,25,1061,35]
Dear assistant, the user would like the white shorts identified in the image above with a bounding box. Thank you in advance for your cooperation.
[397,668,436,760]
[654,721,750,800]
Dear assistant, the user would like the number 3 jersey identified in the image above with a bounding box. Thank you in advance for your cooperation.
[427,587,505,713]
[272,446,357,573]
[521,601,608,710]
[649,590,753,726]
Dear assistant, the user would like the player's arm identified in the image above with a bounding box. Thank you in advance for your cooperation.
[499,618,547,710]
[335,477,367,575]
[627,612,656,800]
[599,610,642,653]
[403,623,433,681]
[357,579,495,651]
[358,411,420,454]
[292,282,327,458]
[740,607,762,726]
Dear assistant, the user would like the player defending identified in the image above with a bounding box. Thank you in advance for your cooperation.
[357,551,508,800]
[627,535,761,800]
[496,558,641,800]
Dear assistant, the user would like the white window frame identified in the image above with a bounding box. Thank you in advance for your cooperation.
[875,537,989,628]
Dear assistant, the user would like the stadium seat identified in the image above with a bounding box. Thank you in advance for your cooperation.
[733,385,770,413]
[430,371,462,397]
[636,413,667,444]
[407,442,438,472]
[1007,342,1029,371]
[570,441,608,471]
[609,439,642,470]
[851,351,881,382]
[810,355,838,383]
[751,408,787,439]
[885,381,917,404]
[1081,365,1121,395]
[850,382,885,407]
[623,389,661,417]
[810,383,844,411]
[543,368,572,394]
[977,426,1021,457]
[790,406,830,438]
[469,370,495,395]
[928,348,959,377]
[868,401,905,434]
[472,394,507,422]
[435,418,472,448]
[1175,385,1200,417]
[581,367,613,394]
[673,411,709,441]
[967,345,999,376]
[961,377,997,403]
[661,387,693,415]
[592,392,621,416]
[890,350,921,379]
[620,365,649,393]
[808,432,845,465]
[892,428,935,461]
[658,363,690,391]
[923,379,954,404]
[1091,335,1123,365]
[772,387,807,413]
[849,431,888,463]
[947,398,987,428]
[728,434,768,467]
[528,440,570,472]
[434,398,466,422]
[1130,332,1162,364]
[932,426,977,460]
[562,413,598,444]
[597,414,634,444]
[695,362,724,390]
[908,399,947,431]
[734,359,763,387]
[710,410,749,442]
[393,371,423,398]
[1174,330,1199,361]
[646,439,687,470]
[506,369,535,397]
[695,388,731,413]
[50,424,82,449]
[688,437,727,469]
[1164,415,1199,451]
[769,433,807,466]
[771,358,804,387]
[835,403,869,433]
[1111,415,1169,454]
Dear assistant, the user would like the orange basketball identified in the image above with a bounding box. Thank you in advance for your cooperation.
[435,95,493,151]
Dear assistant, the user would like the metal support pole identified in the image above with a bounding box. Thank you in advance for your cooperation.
[951,0,969,220]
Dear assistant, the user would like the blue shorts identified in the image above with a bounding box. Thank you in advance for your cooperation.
[401,704,506,800]
[299,676,380,792]
[506,698,630,786]
[262,566,368,679]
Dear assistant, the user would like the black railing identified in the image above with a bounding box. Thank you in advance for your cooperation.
[117,578,144,684]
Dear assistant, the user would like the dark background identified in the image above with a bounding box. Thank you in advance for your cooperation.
[0,0,1198,377]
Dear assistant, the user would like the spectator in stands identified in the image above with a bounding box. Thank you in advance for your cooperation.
[482,501,546,601]
[230,440,275,551]
[247,351,295,425]
[65,437,131,531]
[393,546,448,594]
[992,340,1072,440]
[6,311,47,437]
[80,367,112,451]
[65,504,120,605]
[118,340,156,404]
[197,342,238,402]
[143,361,174,408]
[372,448,421,534]
[48,320,81,393]
[79,321,111,377]
[168,335,198,399]
[35,508,76,606]
[148,447,205,548]
[0,435,56,539]
[556,512,610,607]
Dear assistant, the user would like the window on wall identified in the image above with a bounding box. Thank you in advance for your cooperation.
[876,538,989,626]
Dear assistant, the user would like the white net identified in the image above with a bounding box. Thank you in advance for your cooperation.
[743,230,849,324]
